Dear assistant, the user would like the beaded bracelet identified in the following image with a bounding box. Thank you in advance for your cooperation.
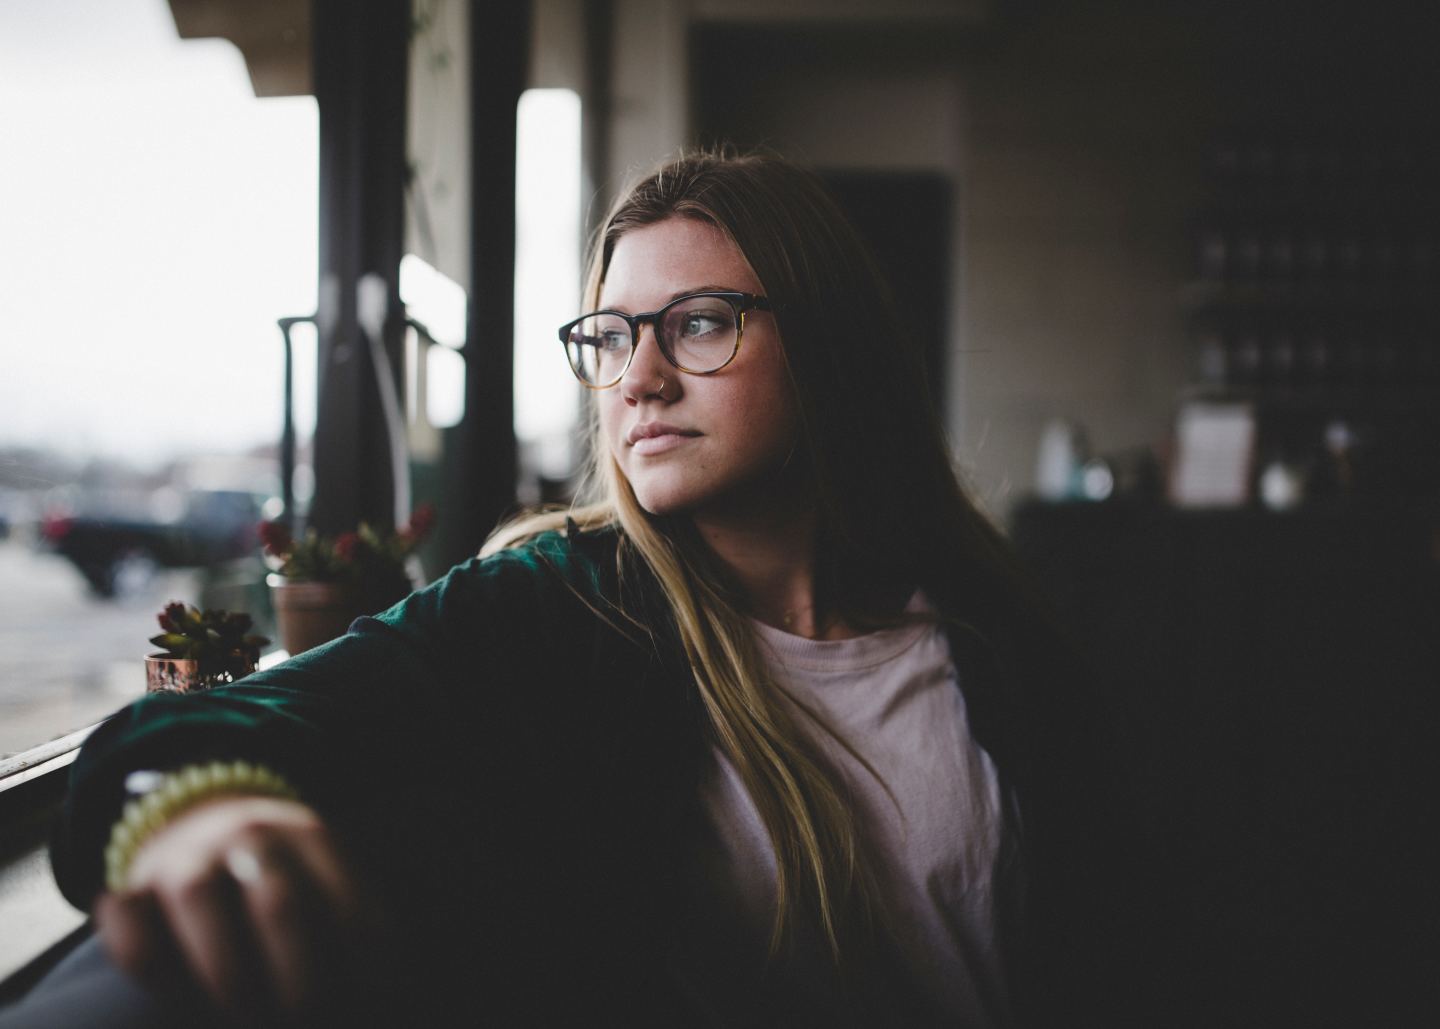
[103,760,300,893]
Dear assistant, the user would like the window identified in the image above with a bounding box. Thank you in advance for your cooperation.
[0,0,317,758]
[513,87,583,502]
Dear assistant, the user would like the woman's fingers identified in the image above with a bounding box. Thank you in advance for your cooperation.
[95,796,371,1024]
[226,812,373,1017]
[157,853,272,1024]
[228,841,335,1020]
[94,888,182,991]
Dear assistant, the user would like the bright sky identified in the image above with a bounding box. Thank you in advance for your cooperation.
[0,0,318,468]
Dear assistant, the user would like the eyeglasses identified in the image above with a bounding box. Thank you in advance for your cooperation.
[557,291,772,389]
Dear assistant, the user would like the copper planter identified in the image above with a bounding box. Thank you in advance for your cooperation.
[144,655,257,694]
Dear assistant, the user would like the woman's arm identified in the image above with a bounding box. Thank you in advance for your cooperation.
[51,540,582,910]
[49,528,699,1022]
[48,537,606,1018]
[51,613,447,911]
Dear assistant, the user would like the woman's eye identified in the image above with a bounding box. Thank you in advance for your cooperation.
[680,312,726,337]
[599,330,629,352]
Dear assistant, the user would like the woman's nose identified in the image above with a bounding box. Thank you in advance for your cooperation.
[618,324,677,405]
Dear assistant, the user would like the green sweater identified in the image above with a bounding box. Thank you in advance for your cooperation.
[51,525,1131,1026]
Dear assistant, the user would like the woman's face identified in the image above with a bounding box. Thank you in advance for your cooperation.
[596,216,800,521]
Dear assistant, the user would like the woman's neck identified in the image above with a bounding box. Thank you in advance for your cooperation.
[690,501,860,641]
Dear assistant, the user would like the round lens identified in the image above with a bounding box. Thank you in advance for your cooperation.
[565,314,631,385]
[660,296,739,372]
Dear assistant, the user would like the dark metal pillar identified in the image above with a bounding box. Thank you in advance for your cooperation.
[454,0,531,552]
[581,0,614,236]
[309,0,410,535]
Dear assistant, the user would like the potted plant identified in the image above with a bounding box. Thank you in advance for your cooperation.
[146,602,269,693]
[260,504,435,656]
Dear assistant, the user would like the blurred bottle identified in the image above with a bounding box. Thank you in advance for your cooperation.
[1259,458,1308,512]
[1035,419,1087,501]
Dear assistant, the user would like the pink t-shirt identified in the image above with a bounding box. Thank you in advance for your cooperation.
[669,596,1013,1026]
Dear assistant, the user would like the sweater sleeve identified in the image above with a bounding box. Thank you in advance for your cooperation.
[49,534,597,909]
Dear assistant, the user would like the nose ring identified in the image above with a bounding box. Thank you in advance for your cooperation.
[656,375,667,399]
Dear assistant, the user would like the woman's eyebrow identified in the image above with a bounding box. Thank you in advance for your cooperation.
[665,284,737,302]
[595,285,743,313]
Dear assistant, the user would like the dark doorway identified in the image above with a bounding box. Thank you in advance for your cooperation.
[820,171,951,417]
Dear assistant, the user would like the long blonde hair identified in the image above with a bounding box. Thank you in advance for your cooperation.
[486,149,1039,966]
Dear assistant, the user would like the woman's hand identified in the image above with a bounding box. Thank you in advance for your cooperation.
[93,795,374,1026]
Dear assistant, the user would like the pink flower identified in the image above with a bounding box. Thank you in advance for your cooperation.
[333,532,361,562]
[407,503,437,542]
[158,601,187,633]
[258,520,293,558]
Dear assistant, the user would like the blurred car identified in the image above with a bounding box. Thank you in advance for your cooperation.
[41,488,267,598]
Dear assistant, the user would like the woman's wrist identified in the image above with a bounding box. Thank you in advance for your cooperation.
[103,760,300,893]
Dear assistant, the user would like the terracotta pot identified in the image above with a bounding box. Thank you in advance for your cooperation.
[267,575,364,656]
[145,655,256,694]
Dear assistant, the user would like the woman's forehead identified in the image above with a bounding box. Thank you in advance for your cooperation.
[600,217,761,307]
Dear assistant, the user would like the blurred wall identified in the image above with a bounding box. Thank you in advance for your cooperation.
[956,3,1210,514]
[534,0,1437,519]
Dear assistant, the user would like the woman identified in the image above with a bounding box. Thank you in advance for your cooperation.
[33,151,1129,1027]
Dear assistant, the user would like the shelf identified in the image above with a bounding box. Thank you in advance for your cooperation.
[1178,280,1438,317]
[1176,382,1440,411]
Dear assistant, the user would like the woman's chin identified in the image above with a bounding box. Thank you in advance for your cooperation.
[626,461,808,524]
[630,484,696,518]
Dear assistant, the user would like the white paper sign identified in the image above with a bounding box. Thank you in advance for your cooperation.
[1169,402,1257,508]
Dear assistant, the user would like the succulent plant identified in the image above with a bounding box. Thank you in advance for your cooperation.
[149,602,269,678]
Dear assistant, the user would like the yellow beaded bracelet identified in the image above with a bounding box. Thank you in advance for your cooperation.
[103,760,300,894]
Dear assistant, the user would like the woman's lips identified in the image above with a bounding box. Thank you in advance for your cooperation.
[632,432,699,456]
[628,421,700,456]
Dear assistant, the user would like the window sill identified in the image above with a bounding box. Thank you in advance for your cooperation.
[0,728,95,998]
